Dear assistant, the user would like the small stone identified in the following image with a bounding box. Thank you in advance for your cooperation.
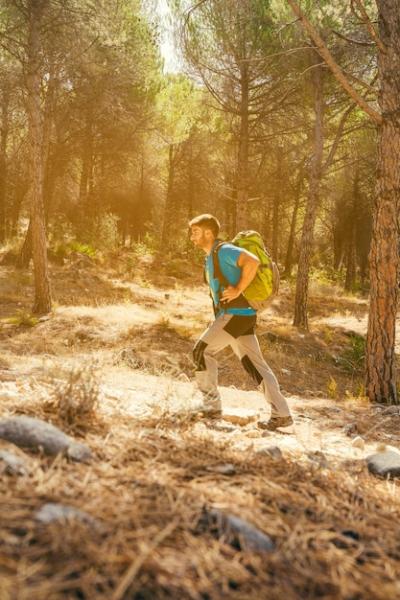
[200,508,274,553]
[352,436,365,450]
[343,423,358,436]
[281,368,291,375]
[256,445,282,459]
[207,463,236,475]
[246,429,262,439]
[367,450,400,479]
[222,409,258,426]
[307,451,329,468]
[210,421,237,433]
[382,406,400,416]
[35,503,98,527]
[0,416,92,462]
[0,449,28,475]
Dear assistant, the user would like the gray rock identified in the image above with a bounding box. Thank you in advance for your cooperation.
[0,416,91,462]
[35,503,97,526]
[256,445,282,459]
[200,508,274,553]
[207,463,236,475]
[0,449,28,475]
[367,450,400,478]
[343,422,358,436]
[307,451,329,469]
[210,421,237,433]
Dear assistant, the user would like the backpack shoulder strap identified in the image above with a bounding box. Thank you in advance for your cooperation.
[212,241,230,287]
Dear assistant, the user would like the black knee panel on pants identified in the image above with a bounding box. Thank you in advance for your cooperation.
[241,354,263,384]
[193,339,208,371]
[223,314,256,339]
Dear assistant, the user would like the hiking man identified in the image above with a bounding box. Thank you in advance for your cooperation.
[189,213,293,431]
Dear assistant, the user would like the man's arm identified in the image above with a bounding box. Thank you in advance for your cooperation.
[220,251,260,302]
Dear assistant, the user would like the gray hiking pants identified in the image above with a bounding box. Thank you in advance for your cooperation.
[193,313,291,417]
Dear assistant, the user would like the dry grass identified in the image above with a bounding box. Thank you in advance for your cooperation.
[1,390,400,600]
[40,366,101,433]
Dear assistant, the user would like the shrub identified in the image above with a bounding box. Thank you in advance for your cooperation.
[338,334,365,374]
[45,366,99,430]
[5,310,38,327]
[327,376,338,399]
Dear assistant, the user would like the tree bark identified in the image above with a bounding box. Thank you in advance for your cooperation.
[344,171,359,291]
[26,0,51,314]
[161,144,177,247]
[42,61,56,223]
[79,111,94,213]
[236,61,249,230]
[284,167,303,277]
[0,89,9,243]
[293,60,324,330]
[366,0,400,404]
[272,146,282,262]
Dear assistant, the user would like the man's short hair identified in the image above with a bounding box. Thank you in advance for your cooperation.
[189,214,220,237]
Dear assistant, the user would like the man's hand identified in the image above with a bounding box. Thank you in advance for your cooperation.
[221,286,242,303]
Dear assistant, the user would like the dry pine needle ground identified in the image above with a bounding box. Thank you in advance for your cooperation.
[1,397,400,600]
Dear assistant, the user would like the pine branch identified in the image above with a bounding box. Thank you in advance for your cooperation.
[351,0,387,54]
[286,0,382,125]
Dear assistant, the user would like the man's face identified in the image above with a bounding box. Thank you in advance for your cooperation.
[190,225,209,248]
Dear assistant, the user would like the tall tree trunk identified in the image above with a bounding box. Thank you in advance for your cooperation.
[272,146,282,262]
[345,171,359,291]
[161,144,177,247]
[19,221,32,268]
[0,89,9,243]
[43,61,56,224]
[366,0,400,404]
[26,0,51,314]
[186,143,195,251]
[236,62,249,230]
[284,168,303,277]
[293,60,324,329]
[344,228,356,291]
[79,113,94,210]
[263,195,271,248]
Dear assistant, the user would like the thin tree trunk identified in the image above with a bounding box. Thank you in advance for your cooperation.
[344,171,358,291]
[186,143,195,251]
[43,62,56,224]
[284,169,303,277]
[263,195,271,247]
[161,144,177,247]
[79,114,94,208]
[19,221,32,268]
[186,142,194,220]
[272,146,282,262]
[293,60,324,330]
[0,89,9,243]
[26,0,51,314]
[344,229,356,291]
[366,0,400,404]
[236,62,249,230]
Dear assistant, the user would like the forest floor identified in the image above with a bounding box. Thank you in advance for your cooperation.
[0,251,400,600]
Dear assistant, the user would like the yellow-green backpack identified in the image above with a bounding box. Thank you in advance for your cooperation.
[212,231,279,311]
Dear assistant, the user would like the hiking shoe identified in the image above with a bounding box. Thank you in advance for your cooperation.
[258,416,294,431]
